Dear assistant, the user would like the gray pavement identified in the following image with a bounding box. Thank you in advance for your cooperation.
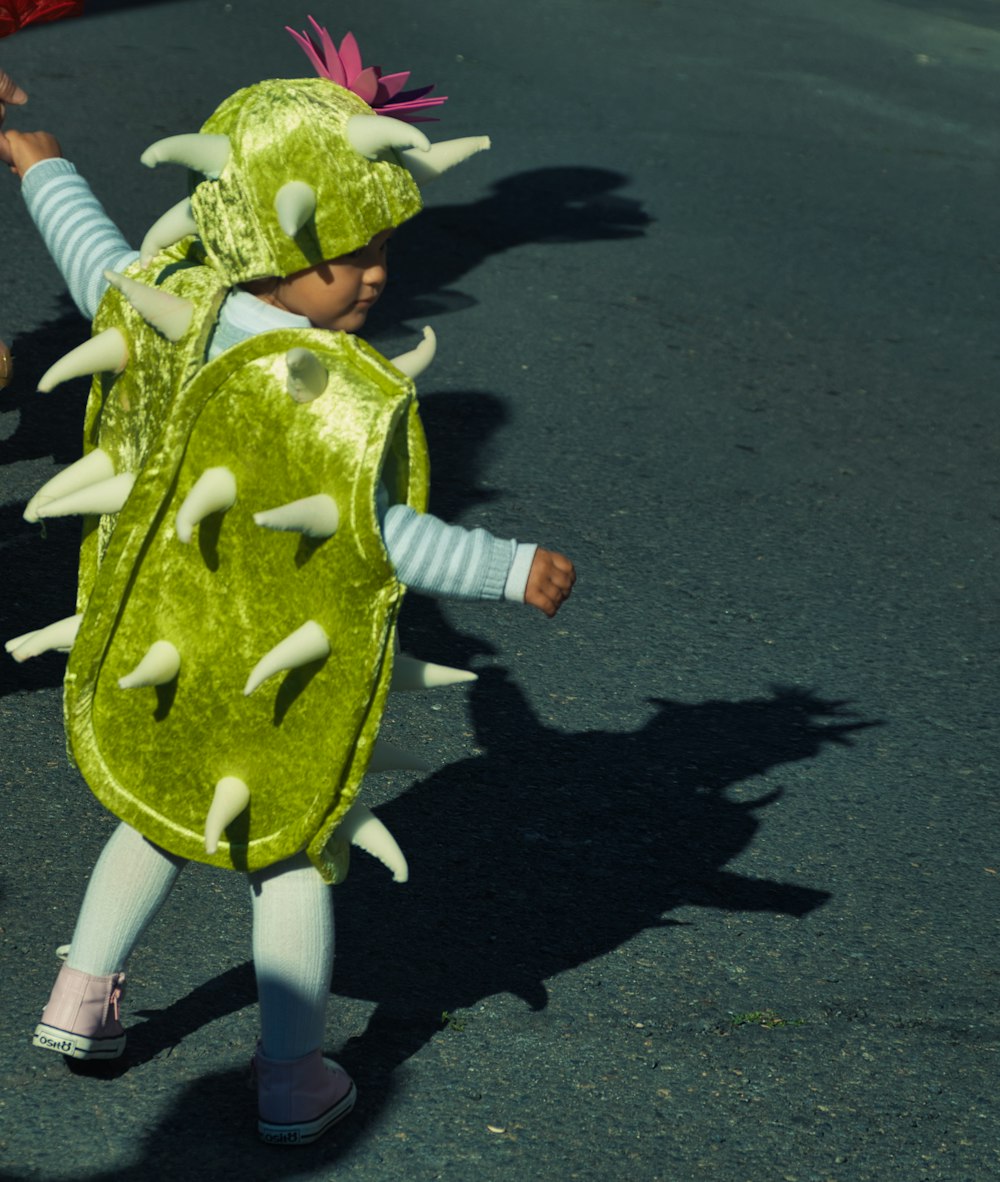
[1,0,998,1178]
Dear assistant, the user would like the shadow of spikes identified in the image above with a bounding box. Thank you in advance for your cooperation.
[376,166,652,325]
[0,304,92,699]
[0,502,80,698]
[328,674,874,1080]
[0,299,93,468]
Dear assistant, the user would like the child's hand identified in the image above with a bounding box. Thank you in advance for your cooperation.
[0,128,62,177]
[525,548,576,617]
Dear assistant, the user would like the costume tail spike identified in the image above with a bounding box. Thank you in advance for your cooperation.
[118,641,181,689]
[6,614,83,663]
[174,467,237,543]
[24,449,115,524]
[140,197,198,264]
[37,328,128,393]
[140,133,231,179]
[243,620,330,696]
[345,113,430,161]
[253,494,340,539]
[338,802,409,883]
[391,655,478,691]
[397,136,491,185]
[274,180,318,238]
[368,740,432,774]
[204,776,251,854]
[35,473,136,520]
[103,270,194,342]
[389,325,436,380]
[285,347,329,402]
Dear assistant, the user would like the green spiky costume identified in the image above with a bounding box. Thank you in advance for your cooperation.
[19,39,513,1133]
[14,65,501,893]
[27,79,469,883]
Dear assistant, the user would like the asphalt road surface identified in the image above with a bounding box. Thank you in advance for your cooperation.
[1,1,997,1179]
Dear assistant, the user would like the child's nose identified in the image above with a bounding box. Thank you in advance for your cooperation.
[363,255,387,284]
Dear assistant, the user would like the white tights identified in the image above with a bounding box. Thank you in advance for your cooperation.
[67,822,335,1061]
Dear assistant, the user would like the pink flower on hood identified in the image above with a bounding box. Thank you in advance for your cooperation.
[286,16,447,122]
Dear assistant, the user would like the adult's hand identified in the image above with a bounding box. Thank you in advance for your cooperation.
[0,70,28,389]
[0,68,27,117]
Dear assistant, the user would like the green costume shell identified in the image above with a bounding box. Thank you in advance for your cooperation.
[9,78,490,883]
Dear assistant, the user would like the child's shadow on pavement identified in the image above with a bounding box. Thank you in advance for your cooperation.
[334,671,870,1077]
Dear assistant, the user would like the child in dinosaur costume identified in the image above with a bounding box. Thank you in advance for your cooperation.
[3,21,575,1145]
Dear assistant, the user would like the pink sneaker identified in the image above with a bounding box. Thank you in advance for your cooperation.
[33,963,126,1060]
[254,1046,357,1145]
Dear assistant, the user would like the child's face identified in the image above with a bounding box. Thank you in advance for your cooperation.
[265,228,393,333]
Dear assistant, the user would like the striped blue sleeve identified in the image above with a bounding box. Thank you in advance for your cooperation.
[21,158,138,318]
[17,166,536,605]
[383,504,533,601]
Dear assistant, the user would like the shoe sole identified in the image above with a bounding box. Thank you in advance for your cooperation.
[258,1080,357,1145]
[33,1022,126,1060]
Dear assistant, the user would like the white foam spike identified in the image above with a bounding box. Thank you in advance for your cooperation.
[286,347,329,402]
[118,640,181,689]
[204,776,250,855]
[35,472,135,519]
[345,113,430,161]
[24,449,115,524]
[243,620,330,696]
[175,467,237,543]
[389,325,437,380]
[253,494,339,540]
[368,740,431,774]
[103,270,194,342]
[274,180,317,238]
[397,136,491,185]
[338,802,408,883]
[37,328,128,393]
[6,614,82,662]
[390,655,478,692]
[140,133,231,179]
[140,197,198,264]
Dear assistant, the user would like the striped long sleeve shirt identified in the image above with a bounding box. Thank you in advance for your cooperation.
[21,158,536,603]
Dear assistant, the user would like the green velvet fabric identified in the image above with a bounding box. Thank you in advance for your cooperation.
[78,240,228,610]
[191,79,423,285]
[66,260,429,882]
